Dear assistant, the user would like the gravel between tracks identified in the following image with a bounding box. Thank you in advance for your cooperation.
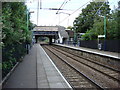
[42,45,120,89]
[51,46,120,81]
[42,45,98,89]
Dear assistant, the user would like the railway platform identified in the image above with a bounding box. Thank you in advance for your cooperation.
[55,44,120,59]
[3,44,71,89]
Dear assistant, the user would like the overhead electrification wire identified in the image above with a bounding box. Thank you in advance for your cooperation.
[36,0,72,11]
[59,0,108,25]
[61,0,69,11]
[56,0,69,14]
[38,0,67,11]
[94,0,106,17]
[59,0,92,24]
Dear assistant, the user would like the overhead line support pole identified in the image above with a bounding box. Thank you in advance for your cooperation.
[37,0,39,25]
[104,16,106,39]
[104,15,106,51]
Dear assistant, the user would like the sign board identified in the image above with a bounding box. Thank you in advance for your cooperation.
[33,36,35,38]
[98,35,105,38]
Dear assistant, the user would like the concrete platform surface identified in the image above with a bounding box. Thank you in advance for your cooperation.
[3,44,37,88]
[55,44,120,59]
[3,44,71,89]
[37,44,71,88]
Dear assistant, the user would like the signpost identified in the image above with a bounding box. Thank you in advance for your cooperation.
[98,35,105,50]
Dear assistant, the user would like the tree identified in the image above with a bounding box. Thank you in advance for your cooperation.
[67,26,73,30]
[2,2,33,45]
[82,2,120,40]
[2,2,34,78]
[81,17,104,40]
[107,7,120,39]
[73,1,111,33]
[118,1,120,10]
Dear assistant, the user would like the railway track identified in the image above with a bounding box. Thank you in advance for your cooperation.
[42,45,102,89]
[42,45,120,89]
[54,45,120,71]
[50,45,120,82]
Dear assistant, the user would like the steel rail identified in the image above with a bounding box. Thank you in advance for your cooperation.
[50,46,120,83]
[52,45,120,72]
[44,45,104,90]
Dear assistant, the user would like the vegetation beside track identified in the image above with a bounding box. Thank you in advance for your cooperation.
[2,2,34,78]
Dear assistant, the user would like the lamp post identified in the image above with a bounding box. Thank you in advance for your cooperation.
[104,16,106,39]
[27,10,34,31]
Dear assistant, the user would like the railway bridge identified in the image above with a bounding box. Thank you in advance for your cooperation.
[33,26,68,44]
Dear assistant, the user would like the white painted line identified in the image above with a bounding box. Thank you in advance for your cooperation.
[39,45,72,89]
[68,46,119,59]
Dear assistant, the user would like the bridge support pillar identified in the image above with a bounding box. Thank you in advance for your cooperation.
[49,37,52,45]
[35,36,39,43]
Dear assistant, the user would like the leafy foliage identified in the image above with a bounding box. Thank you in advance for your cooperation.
[82,16,107,40]
[73,1,111,33]
[2,2,34,78]
[107,10,120,39]
[2,2,31,45]
[67,26,73,30]
[73,1,119,40]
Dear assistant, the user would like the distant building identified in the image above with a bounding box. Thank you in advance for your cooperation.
[65,29,74,41]
[57,26,69,44]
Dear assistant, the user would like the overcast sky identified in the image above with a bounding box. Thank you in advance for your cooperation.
[26,0,119,27]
